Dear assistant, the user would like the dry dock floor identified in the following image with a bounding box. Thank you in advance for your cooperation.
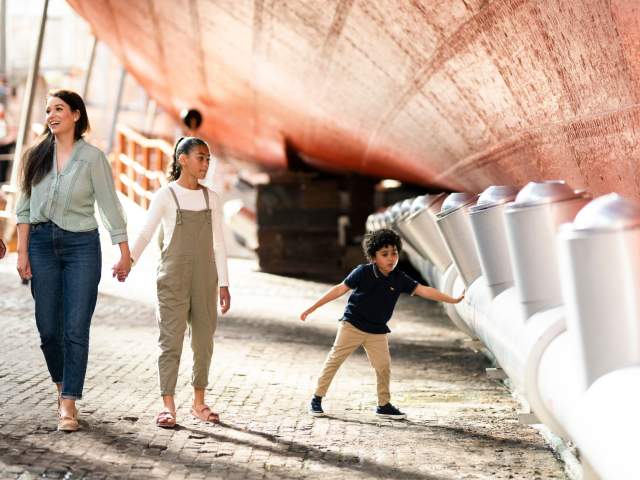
[0,247,567,479]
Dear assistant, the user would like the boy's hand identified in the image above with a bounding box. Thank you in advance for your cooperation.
[299,283,348,321]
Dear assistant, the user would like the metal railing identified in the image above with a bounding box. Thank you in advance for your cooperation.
[113,124,171,209]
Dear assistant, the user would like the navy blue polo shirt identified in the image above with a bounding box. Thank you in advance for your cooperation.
[342,263,419,334]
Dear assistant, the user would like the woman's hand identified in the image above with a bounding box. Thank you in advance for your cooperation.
[16,252,32,280]
[112,255,132,282]
[219,286,231,314]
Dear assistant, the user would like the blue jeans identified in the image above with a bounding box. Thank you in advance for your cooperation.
[28,221,102,400]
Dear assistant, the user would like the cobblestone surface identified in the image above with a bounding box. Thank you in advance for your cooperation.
[0,255,567,479]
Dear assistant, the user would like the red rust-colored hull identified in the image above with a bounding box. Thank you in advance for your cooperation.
[67,0,640,197]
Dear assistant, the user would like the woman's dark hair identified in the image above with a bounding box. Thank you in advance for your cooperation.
[168,136,209,181]
[20,89,89,196]
[362,228,402,260]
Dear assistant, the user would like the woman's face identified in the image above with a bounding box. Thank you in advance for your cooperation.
[46,96,79,137]
[179,144,210,180]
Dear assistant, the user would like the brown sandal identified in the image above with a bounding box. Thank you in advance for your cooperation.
[155,409,177,428]
[58,406,79,432]
[191,405,220,424]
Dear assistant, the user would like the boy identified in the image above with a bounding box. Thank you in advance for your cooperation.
[300,228,464,419]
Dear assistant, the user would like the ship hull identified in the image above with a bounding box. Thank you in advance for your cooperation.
[67,0,640,196]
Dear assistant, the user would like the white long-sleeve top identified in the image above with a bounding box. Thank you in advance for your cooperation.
[131,181,229,286]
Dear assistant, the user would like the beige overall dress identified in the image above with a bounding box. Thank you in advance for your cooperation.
[156,186,218,395]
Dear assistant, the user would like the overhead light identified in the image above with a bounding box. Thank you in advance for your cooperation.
[380,179,401,189]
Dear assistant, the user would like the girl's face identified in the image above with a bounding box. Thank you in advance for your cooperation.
[179,144,210,180]
[46,96,79,137]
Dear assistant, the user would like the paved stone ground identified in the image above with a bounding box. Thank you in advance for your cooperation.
[0,254,567,480]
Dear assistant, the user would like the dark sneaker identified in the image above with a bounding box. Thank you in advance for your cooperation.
[376,403,406,419]
[309,396,325,417]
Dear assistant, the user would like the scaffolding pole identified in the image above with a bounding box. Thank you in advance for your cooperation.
[107,66,127,154]
[2,0,49,245]
[81,35,98,100]
[9,0,49,189]
[0,0,6,86]
[143,98,157,133]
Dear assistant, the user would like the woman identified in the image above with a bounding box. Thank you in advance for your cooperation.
[15,89,131,432]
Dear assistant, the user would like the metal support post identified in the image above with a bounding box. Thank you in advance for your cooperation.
[0,0,6,87]
[81,35,98,100]
[107,66,126,154]
[143,98,157,133]
[2,0,48,244]
[8,0,49,189]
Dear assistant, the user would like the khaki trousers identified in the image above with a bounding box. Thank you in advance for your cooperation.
[315,321,391,405]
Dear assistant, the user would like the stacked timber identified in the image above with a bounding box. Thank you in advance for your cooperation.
[256,172,373,280]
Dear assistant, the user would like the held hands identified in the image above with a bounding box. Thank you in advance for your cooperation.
[111,255,132,282]
[16,252,32,280]
[219,286,231,314]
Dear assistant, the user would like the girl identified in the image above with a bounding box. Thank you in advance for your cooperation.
[16,89,131,432]
[130,136,230,428]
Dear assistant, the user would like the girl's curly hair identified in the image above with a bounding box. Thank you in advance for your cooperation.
[362,228,402,260]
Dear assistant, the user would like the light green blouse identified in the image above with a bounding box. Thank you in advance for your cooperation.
[15,138,128,244]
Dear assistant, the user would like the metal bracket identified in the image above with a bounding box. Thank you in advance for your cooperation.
[486,367,508,380]
[463,339,484,352]
[517,412,540,424]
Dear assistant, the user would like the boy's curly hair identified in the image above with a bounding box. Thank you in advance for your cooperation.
[362,228,402,260]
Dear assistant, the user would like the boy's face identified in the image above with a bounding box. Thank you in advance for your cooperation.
[372,244,399,276]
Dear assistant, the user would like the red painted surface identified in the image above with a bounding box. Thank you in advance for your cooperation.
[67,0,640,197]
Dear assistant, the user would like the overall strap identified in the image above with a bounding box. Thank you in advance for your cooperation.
[201,186,211,223]
[168,187,182,224]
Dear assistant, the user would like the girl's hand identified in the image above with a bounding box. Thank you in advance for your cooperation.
[219,286,231,314]
[300,308,314,321]
[112,255,131,282]
[17,252,32,280]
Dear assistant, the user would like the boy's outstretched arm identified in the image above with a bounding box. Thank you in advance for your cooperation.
[414,284,465,304]
[300,283,351,321]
